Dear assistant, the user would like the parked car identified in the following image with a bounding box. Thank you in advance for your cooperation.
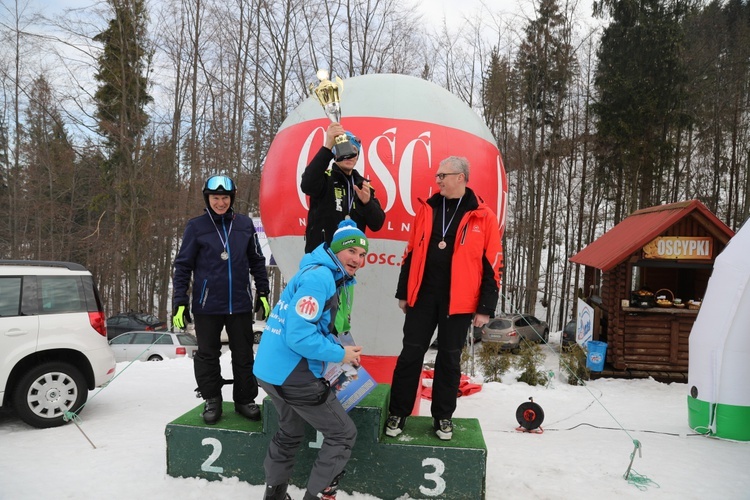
[109,331,198,362]
[0,260,116,428]
[562,320,577,347]
[513,314,549,343]
[219,319,266,344]
[481,313,549,348]
[480,317,521,351]
[106,312,168,340]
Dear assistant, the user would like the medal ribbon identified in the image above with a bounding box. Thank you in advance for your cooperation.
[346,176,355,215]
[442,196,463,242]
[206,210,233,257]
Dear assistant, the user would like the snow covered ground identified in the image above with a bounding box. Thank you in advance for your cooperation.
[1,331,748,499]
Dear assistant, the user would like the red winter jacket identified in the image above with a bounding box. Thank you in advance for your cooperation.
[397,188,503,315]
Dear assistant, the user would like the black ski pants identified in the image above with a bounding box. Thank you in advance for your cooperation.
[193,312,258,403]
[388,291,472,420]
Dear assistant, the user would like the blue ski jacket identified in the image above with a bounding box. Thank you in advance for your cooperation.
[173,209,269,315]
[253,244,354,386]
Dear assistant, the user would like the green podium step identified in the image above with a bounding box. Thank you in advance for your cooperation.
[166,384,486,499]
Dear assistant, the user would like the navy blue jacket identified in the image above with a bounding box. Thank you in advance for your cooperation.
[173,209,269,315]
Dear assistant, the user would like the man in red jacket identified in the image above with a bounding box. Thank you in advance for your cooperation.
[385,156,503,441]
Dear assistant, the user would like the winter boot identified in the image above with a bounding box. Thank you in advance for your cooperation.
[264,483,291,500]
[320,470,346,500]
[385,414,406,437]
[234,401,261,421]
[201,396,222,425]
[434,418,453,441]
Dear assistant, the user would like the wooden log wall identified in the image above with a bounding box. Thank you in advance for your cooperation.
[602,264,626,368]
[618,312,692,372]
[602,260,697,374]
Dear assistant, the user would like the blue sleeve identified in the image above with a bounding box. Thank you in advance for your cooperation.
[284,268,345,364]
[247,223,269,293]
[173,222,197,307]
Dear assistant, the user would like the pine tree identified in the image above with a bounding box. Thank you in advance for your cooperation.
[21,75,77,260]
[94,0,152,153]
[592,0,689,221]
[514,0,575,315]
[93,0,154,312]
[481,47,515,148]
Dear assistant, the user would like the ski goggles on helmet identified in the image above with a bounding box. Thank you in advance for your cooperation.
[205,175,235,192]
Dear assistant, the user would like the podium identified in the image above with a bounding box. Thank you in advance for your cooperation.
[166,384,486,499]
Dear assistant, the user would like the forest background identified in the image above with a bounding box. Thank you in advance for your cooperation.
[1,0,748,331]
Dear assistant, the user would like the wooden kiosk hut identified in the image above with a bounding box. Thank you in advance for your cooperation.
[569,200,734,381]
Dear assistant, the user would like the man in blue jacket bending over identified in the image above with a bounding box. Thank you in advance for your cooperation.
[254,220,366,500]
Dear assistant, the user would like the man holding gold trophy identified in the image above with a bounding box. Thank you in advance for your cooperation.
[301,70,385,254]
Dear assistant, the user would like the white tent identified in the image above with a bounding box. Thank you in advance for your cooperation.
[688,219,750,440]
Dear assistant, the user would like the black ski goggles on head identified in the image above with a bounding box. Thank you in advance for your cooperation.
[205,175,235,192]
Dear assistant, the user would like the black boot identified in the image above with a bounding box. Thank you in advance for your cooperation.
[302,492,318,500]
[320,470,346,499]
[234,401,261,421]
[202,396,222,424]
[264,483,291,500]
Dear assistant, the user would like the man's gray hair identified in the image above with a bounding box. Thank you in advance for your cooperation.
[440,156,470,182]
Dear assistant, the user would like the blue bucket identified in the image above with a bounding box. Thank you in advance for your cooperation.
[586,341,608,372]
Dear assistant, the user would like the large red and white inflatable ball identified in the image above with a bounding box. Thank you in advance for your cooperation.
[260,73,507,356]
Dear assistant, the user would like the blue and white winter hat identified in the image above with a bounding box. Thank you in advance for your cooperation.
[330,219,368,253]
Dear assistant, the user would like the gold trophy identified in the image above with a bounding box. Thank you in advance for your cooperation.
[311,69,357,161]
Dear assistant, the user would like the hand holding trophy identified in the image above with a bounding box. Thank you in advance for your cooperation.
[311,69,357,162]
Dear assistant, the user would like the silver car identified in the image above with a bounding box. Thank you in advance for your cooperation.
[514,314,549,343]
[481,314,549,349]
[109,331,198,362]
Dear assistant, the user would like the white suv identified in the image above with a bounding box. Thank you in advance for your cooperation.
[0,260,116,428]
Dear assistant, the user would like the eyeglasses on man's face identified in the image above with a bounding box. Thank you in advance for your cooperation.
[435,172,461,180]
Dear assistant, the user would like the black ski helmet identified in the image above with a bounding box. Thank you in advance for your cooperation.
[202,175,236,209]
